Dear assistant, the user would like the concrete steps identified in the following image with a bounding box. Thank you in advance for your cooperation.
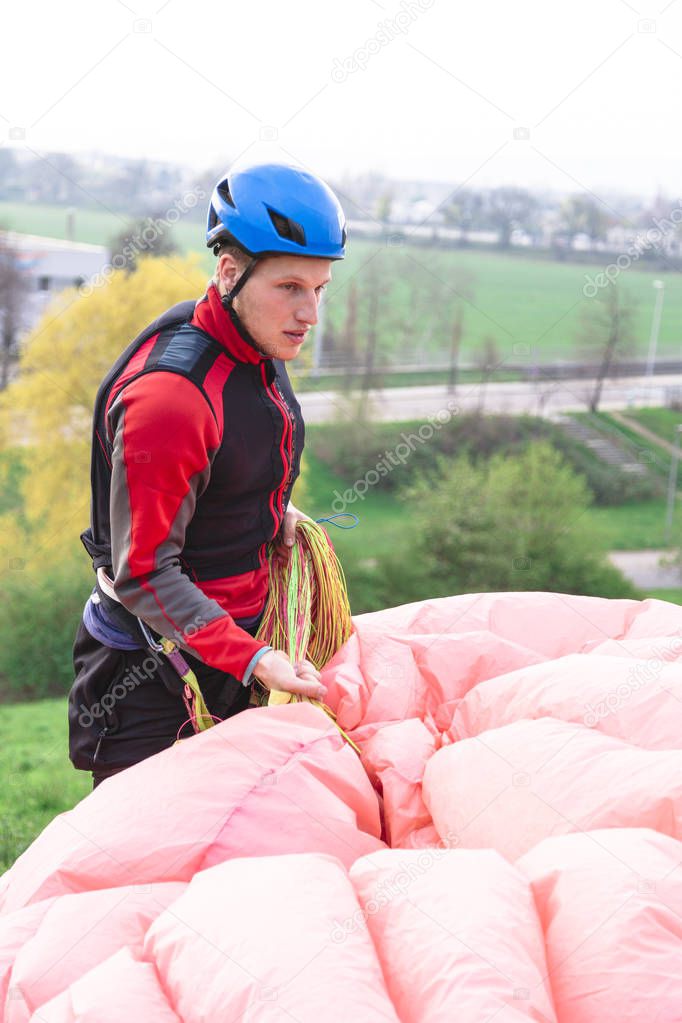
[554,414,649,476]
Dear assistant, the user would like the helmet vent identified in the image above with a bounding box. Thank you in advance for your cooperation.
[217,180,236,208]
[266,206,307,247]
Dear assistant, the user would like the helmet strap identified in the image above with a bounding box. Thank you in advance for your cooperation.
[218,255,269,356]
[222,257,259,307]
[222,299,267,358]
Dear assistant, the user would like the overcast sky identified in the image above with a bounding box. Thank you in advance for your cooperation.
[2,0,681,201]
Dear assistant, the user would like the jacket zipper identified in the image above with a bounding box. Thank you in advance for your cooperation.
[274,383,297,490]
[260,365,294,525]
[93,726,109,765]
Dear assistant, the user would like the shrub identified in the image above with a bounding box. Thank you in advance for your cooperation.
[307,412,660,507]
[346,440,643,610]
[0,556,91,701]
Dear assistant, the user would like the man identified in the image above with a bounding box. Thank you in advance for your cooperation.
[69,161,346,786]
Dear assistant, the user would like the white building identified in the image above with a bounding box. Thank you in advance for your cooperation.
[6,231,108,338]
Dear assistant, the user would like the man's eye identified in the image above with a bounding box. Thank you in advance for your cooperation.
[281,283,298,291]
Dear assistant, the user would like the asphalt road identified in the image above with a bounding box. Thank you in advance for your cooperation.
[299,373,682,423]
[608,550,682,590]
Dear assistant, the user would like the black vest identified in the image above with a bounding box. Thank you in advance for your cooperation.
[80,300,304,581]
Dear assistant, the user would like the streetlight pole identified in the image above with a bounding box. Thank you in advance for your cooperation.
[645,279,665,380]
[664,423,682,545]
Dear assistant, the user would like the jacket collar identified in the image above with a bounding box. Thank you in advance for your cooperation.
[191,283,268,365]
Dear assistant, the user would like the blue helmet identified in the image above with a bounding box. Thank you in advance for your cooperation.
[206,162,346,260]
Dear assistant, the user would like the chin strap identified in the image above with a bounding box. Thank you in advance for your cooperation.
[218,279,267,358]
[217,255,269,356]
[221,257,259,307]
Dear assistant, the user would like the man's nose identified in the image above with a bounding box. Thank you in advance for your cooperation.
[295,290,319,326]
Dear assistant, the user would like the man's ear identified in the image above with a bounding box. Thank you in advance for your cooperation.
[217,254,242,293]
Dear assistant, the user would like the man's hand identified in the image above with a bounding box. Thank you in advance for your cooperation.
[275,500,314,557]
[252,649,326,701]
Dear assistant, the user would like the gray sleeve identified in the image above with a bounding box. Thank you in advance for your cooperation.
[105,373,268,678]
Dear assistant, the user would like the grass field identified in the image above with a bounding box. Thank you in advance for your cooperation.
[585,500,681,549]
[0,699,90,873]
[295,367,522,390]
[622,407,682,446]
[329,243,682,364]
[302,450,412,564]
[0,199,204,260]
[3,198,681,366]
[648,587,682,603]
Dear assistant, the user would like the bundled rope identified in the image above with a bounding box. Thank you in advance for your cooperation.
[256,519,352,670]
[255,518,359,752]
[152,516,356,745]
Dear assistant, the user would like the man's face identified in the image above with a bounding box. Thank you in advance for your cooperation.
[220,254,333,361]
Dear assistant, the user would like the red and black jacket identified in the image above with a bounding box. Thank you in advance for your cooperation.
[80,282,304,682]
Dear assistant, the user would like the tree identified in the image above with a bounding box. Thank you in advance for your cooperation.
[558,195,610,248]
[342,280,359,387]
[361,258,383,393]
[447,304,464,393]
[387,250,439,361]
[109,213,179,272]
[484,187,539,249]
[383,441,640,602]
[473,335,502,413]
[441,189,485,245]
[0,232,29,391]
[575,285,637,413]
[638,194,681,266]
[344,250,391,398]
[375,191,394,226]
[430,260,475,393]
[389,250,475,385]
[0,255,207,565]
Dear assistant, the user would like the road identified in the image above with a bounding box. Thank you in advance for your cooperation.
[299,373,682,423]
[608,550,682,590]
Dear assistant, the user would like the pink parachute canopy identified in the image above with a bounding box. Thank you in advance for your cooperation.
[2,590,682,1021]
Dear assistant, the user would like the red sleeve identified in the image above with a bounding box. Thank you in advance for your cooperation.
[107,371,269,682]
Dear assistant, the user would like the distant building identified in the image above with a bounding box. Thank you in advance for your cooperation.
[5,232,108,339]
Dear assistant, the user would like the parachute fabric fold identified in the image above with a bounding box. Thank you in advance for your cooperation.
[3,590,682,1020]
[0,703,383,915]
